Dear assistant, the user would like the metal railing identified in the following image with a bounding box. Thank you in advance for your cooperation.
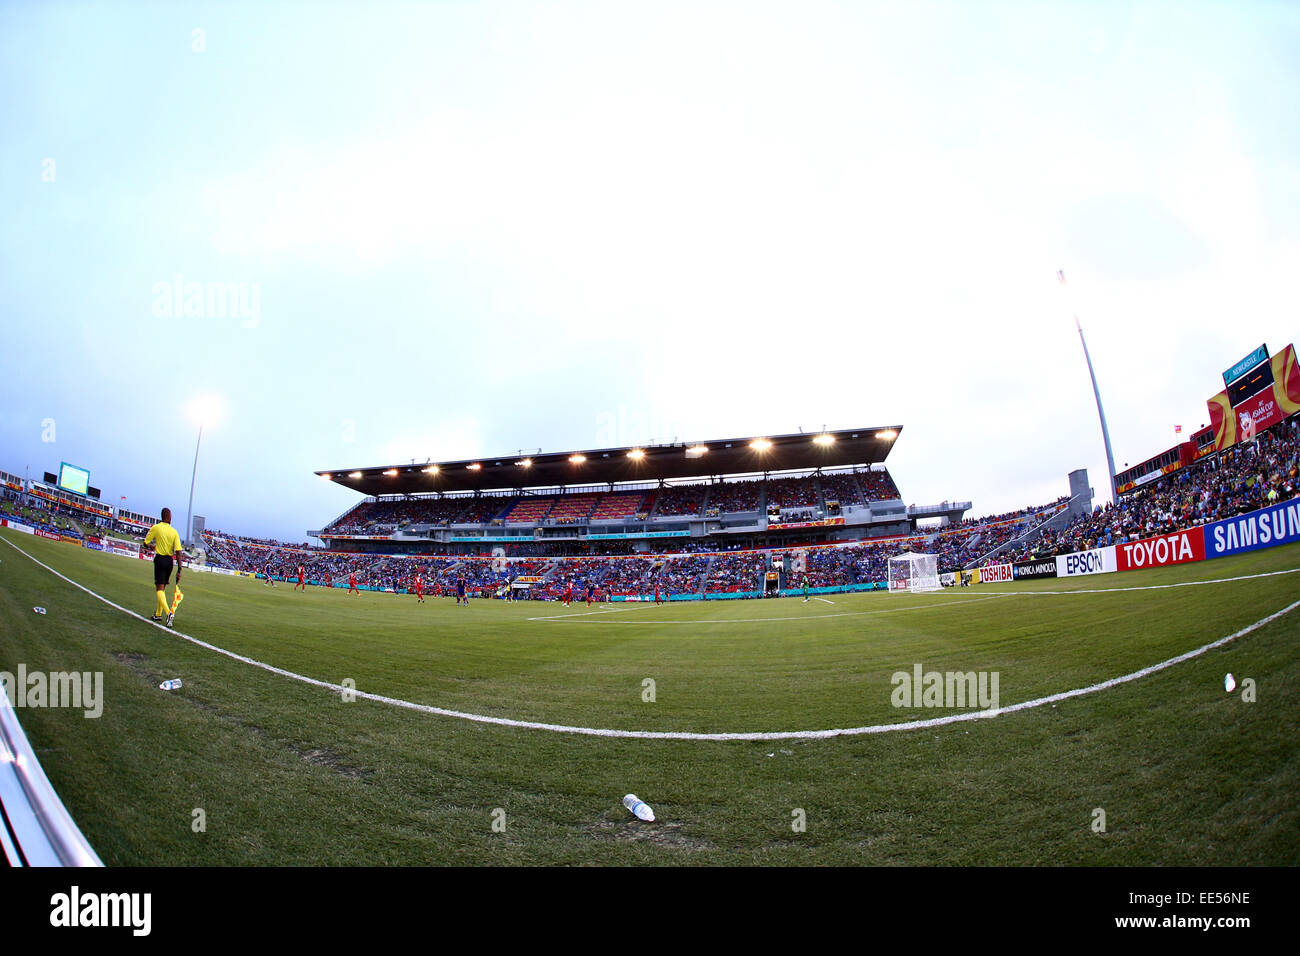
[0,682,103,867]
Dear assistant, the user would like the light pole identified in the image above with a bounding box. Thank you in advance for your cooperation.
[184,397,221,549]
[185,422,203,548]
[1059,270,1118,503]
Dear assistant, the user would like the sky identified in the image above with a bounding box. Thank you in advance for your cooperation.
[2,0,1298,542]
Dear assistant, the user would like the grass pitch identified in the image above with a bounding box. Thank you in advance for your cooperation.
[1,527,1298,865]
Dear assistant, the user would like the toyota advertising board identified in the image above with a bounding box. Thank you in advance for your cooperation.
[1115,528,1205,571]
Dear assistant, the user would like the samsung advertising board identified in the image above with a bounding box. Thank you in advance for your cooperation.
[1205,497,1300,558]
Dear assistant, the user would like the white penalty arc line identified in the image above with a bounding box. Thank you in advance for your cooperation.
[4,535,1298,742]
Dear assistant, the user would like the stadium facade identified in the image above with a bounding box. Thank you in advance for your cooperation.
[311,426,978,556]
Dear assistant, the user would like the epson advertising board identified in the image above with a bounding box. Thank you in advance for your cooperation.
[1056,546,1117,577]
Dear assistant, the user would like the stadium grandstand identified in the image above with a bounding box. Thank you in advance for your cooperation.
[6,402,1298,602]
[311,427,937,555]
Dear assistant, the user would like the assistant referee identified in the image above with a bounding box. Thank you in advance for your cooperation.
[143,507,183,626]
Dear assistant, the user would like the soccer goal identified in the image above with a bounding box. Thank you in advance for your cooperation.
[888,552,940,593]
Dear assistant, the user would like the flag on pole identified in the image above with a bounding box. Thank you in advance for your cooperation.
[1175,425,1183,434]
[170,585,184,615]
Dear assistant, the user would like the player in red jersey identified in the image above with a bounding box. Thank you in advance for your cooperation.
[348,571,359,595]
[563,580,573,607]
[296,563,306,592]
[654,582,662,604]
[414,576,425,603]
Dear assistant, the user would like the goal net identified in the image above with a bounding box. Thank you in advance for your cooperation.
[888,552,940,593]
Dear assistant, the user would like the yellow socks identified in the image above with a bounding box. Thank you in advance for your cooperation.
[156,591,168,616]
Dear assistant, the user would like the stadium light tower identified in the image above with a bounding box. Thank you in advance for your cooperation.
[184,396,222,548]
[1059,270,1118,503]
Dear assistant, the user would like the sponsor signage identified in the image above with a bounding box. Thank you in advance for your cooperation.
[1056,547,1117,577]
[588,531,691,540]
[980,562,1014,583]
[1205,496,1300,558]
[1233,390,1285,442]
[2,520,35,535]
[1012,559,1058,580]
[767,517,846,530]
[59,535,82,545]
[1223,344,1269,388]
[1115,528,1205,571]
[35,529,60,541]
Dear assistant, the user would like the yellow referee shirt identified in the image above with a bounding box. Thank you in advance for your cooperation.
[144,522,182,557]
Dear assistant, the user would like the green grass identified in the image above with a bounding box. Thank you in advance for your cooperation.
[1,526,1298,865]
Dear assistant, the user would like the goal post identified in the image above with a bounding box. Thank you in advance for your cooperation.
[888,552,940,593]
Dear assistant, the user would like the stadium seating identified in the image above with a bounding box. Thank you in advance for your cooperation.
[504,497,557,523]
[765,475,821,510]
[590,492,645,521]
[653,484,707,517]
[705,478,763,515]
[858,469,901,501]
[819,471,863,506]
[548,494,601,524]
[998,418,1300,563]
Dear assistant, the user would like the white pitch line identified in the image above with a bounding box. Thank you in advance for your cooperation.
[814,597,836,605]
[3,535,1298,742]
[526,567,1300,623]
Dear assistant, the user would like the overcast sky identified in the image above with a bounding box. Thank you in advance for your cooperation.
[2,1,1298,542]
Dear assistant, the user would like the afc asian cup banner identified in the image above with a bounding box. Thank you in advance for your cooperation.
[1,519,35,535]
[980,562,1013,583]
[1115,528,1205,572]
[1056,546,1117,577]
[1205,496,1300,558]
[1209,343,1300,452]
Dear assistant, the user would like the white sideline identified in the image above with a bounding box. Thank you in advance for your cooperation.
[529,593,1010,624]
[3,534,1297,742]
[528,568,1300,624]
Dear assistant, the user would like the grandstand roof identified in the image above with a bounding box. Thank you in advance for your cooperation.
[317,426,904,497]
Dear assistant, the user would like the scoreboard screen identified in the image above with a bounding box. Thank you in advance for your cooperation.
[57,462,90,497]
[1225,361,1274,407]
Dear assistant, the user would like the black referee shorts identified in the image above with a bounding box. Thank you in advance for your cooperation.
[154,554,174,587]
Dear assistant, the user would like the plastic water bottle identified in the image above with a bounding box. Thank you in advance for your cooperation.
[159,679,183,691]
[623,794,655,822]
[33,607,46,615]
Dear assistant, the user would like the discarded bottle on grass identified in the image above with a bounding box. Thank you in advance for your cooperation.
[33,607,46,615]
[159,680,182,691]
[623,794,655,822]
